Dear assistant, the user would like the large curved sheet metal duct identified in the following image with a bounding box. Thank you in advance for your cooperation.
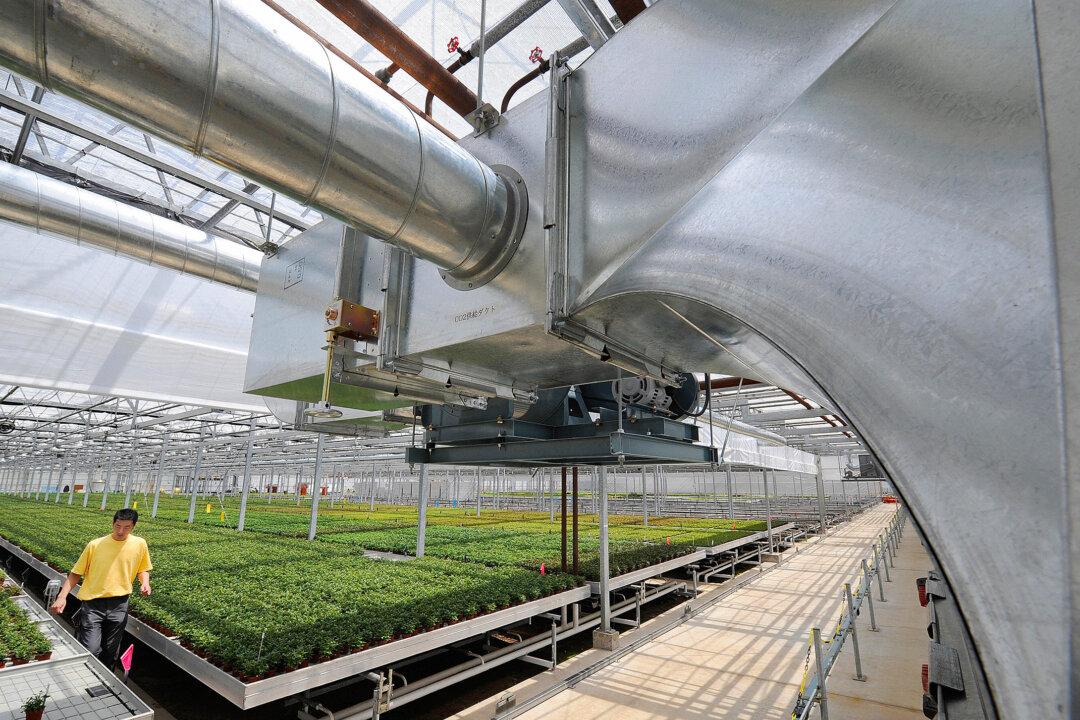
[0,0,523,288]
[561,1,1074,717]
[0,162,261,291]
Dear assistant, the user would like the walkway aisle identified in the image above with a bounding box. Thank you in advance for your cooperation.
[459,504,924,720]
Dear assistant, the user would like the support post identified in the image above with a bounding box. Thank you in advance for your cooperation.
[560,467,568,573]
[844,583,867,681]
[548,468,555,522]
[416,463,429,556]
[572,467,579,575]
[763,468,775,553]
[725,463,735,519]
[237,419,256,531]
[100,455,115,510]
[53,461,66,503]
[307,434,326,541]
[812,628,830,719]
[592,465,620,650]
[476,467,481,517]
[873,545,888,602]
[151,433,169,518]
[880,535,892,581]
[82,465,92,507]
[186,440,205,523]
[815,456,827,536]
[67,453,80,505]
[861,559,879,631]
[123,442,138,508]
[641,466,648,526]
[37,460,53,500]
[598,469,609,613]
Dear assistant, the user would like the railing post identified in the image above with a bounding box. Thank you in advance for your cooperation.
[879,535,892,582]
[873,544,888,602]
[811,627,829,720]
[861,559,879,631]
[844,583,867,682]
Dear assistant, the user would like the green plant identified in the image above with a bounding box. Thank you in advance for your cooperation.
[23,688,49,711]
[0,494,767,678]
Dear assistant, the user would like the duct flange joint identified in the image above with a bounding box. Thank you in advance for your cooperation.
[439,165,527,291]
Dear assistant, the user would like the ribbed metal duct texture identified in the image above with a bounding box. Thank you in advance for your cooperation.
[0,0,524,288]
[0,162,261,291]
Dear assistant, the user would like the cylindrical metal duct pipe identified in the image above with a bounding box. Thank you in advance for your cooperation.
[0,0,526,289]
[0,162,261,291]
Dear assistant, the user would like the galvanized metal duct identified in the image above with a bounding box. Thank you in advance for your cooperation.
[0,162,261,291]
[0,0,526,289]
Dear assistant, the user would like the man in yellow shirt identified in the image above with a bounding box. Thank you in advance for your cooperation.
[49,508,152,668]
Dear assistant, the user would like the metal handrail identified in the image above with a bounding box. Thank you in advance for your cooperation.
[791,507,908,720]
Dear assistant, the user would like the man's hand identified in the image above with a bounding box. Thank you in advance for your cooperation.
[140,582,151,597]
[53,572,80,614]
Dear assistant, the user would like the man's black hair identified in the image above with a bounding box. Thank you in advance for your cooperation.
[113,508,138,524]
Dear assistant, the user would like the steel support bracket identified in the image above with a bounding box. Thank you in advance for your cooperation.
[542,55,678,387]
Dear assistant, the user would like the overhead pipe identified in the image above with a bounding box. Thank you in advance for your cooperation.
[313,0,479,118]
[0,162,261,291]
[0,0,527,289]
[696,413,787,446]
[500,37,591,113]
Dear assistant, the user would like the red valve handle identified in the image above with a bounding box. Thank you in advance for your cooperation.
[447,36,460,53]
[529,46,544,64]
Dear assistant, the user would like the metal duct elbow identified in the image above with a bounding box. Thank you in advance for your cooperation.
[0,162,261,291]
[0,0,525,289]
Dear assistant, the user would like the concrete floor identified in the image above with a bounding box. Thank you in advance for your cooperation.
[454,504,928,720]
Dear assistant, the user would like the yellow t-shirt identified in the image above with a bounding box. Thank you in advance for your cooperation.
[71,535,152,601]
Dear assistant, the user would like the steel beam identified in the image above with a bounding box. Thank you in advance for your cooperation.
[0,86,311,231]
[555,0,615,49]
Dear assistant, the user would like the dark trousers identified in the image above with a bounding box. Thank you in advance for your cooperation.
[76,596,129,668]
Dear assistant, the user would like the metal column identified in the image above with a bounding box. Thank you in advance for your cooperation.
[815,457,828,536]
[641,466,648,526]
[237,420,256,531]
[151,433,169,518]
[598,465,611,632]
[725,463,735,519]
[416,463,429,557]
[99,454,115,510]
[123,441,138,508]
[812,627,829,719]
[560,467,568,573]
[763,468,775,553]
[572,467,580,575]
[186,440,205,524]
[307,434,326,541]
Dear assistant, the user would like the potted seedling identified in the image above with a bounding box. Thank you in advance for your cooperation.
[22,687,49,720]
[10,638,30,665]
[32,636,51,662]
